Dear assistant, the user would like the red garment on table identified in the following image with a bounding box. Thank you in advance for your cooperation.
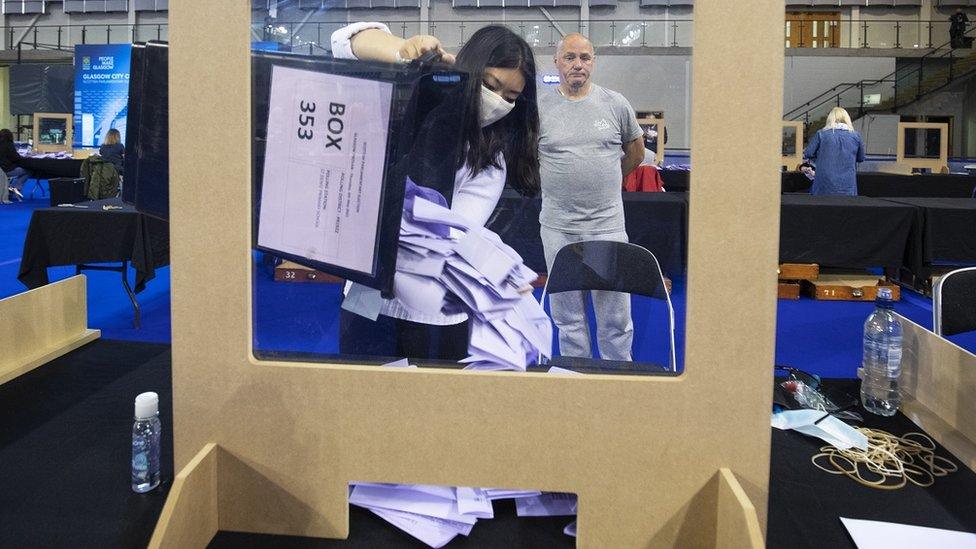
[623,165,666,192]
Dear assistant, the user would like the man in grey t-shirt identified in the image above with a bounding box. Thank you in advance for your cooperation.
[538,33,644,361]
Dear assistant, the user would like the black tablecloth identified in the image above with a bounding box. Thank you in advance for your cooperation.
[3,342,976,547]
[881,198,976,271]
[660,171,822,194]
[17,198,169,293]
[0,340,174,548]
[18,156,84,179]
[858,173,976,198]
[660,170,976,198]
[488,191,687,275]
[768,381,976,549]
[780,194,918,268]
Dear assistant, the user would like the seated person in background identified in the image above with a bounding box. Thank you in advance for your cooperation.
[0,128,30,201]
[99,128,124,173]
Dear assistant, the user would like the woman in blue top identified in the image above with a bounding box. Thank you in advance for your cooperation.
[803,107,865,196]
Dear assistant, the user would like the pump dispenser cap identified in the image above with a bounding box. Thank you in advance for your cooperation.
[134,392,159,419]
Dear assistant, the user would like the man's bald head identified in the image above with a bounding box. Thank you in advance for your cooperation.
[554,33,595,95]
[556,33,594,57]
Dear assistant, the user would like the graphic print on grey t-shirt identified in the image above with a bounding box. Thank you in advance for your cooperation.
[538,84,643,235]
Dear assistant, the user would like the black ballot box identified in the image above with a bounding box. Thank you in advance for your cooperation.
[49,178,88,206]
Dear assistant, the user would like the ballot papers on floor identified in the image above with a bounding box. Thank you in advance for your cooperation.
[349,483,577,547]
[349,179,552,371]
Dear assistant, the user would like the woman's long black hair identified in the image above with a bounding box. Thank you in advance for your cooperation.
[454,26,540,197]
[0,129,13,144]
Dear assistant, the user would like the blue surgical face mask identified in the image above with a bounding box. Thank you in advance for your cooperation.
[480,85,515,127]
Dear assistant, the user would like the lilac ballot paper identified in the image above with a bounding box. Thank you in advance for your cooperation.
[258,65,393,276]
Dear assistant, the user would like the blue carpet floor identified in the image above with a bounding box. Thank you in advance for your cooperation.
[3,188,974,378]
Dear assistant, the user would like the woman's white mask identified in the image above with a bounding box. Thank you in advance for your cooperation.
[480,85,515,127]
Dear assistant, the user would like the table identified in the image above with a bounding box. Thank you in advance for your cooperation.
[17,198,169,326]
[489,191,688,276]
[0,340,174,548]
[660,170,976,198]
[881,198,976,275]
[779,194,917,269]
[3,341,975,547]
[660,171,818,194]
[768,381,976,549]
[858,173,976,198]
[18,156,84,180]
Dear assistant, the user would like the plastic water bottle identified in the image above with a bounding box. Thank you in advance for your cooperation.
[860,288,903,416]
[131,392,161,493]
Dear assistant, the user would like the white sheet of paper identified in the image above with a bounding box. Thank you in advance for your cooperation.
[468,321,527,368]
[455,487,494,518]
[484,489,543,500]
[257,66,393,275]
[454,230,518,287]
[349,485,477,525]
[404,484,457,500]
[399,234,457,256]
[341,282,383,321]
[412,196,472,232]
[548,366,583,376]
[380,358,414,368]
[369,508,463,548]
[515,492,578,517]
[840,517,976,549]
[397,249,446,278]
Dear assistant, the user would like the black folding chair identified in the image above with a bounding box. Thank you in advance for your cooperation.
[933,266,976,336]
[540,240,676,372]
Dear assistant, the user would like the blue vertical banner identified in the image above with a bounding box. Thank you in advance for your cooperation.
[74,44,132,147]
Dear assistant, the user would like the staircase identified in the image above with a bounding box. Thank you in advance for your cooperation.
[786,26,976,138]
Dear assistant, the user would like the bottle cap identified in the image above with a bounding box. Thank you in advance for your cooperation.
[134,392,159,419]
[877,287,893,301]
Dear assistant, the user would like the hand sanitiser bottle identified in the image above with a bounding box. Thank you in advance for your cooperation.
[131,392,161,493]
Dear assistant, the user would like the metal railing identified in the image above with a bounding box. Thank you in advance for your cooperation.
[785,24,976,131]
[1,23,168,52]
[0,18,961,52]
[256,18,965,51]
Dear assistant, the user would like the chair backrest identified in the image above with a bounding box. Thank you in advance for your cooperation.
[81,155,121,200]
[544,240,669,299]
[542,240,676,371]
[933,266,976,336]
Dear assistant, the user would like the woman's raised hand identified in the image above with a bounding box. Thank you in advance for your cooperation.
[398,35,455,64]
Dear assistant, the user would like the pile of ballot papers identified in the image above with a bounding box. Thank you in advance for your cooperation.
[349,483,578,547]
[387,180,552,370]
[364,362,581,546]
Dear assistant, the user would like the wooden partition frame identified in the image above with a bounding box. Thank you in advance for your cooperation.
[157,1,784,546]
[0,276,100,385]
[782,120,804,170]
[896,122,949,172]
[637,115,666,166]
[32,112,73,153]
[898,315,976,472]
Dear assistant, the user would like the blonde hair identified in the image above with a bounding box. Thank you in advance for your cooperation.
[824,107,853,130]
[104,128,121,145]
